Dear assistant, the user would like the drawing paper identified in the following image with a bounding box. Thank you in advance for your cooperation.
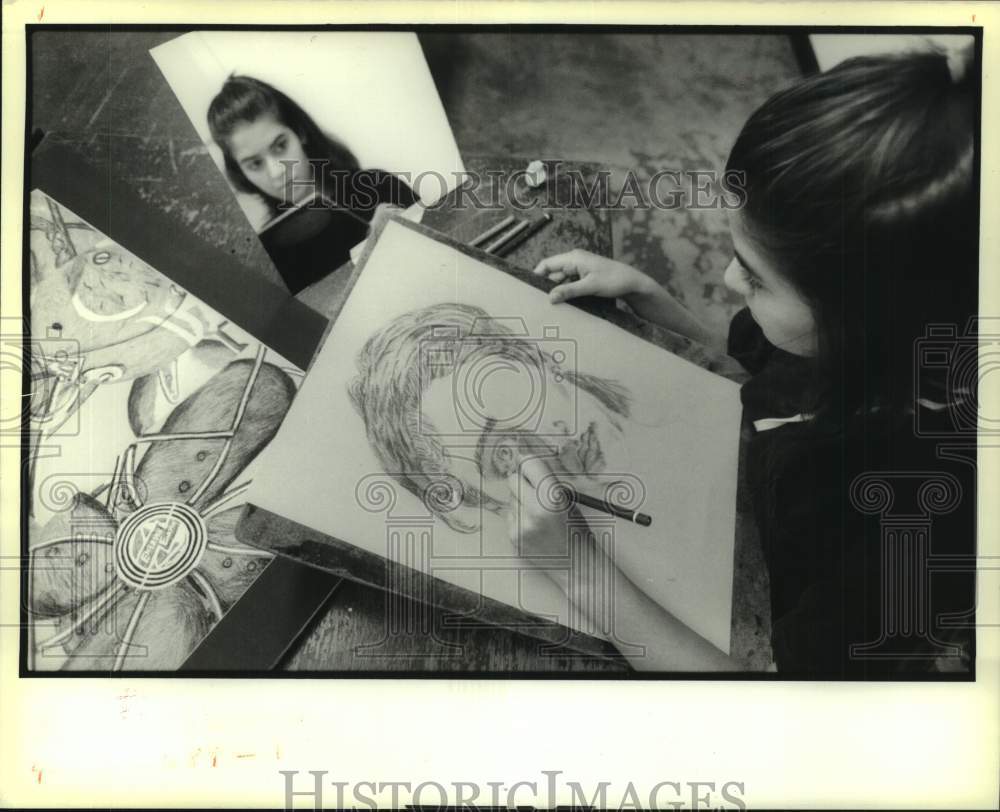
[247,221,743,652]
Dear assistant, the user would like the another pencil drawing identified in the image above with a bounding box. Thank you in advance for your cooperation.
[26,190,301,671]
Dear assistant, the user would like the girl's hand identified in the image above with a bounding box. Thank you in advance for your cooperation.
[505,455,740,671]
[533,249,656,305]
[537,248,725,351]
[505,455,593,595]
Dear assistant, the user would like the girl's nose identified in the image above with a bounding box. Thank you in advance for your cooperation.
[723,257,745,295]
[267,158,286,182]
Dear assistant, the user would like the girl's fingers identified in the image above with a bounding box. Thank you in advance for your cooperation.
[549,276,598,304]
[516,458,549,518]
[506,472,522,507]
[519,456,574,517]
[540,267,576,283]
[533,252,581,277]
[518,455,553,490]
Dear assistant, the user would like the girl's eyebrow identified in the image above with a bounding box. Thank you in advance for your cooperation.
[238,134,286,164]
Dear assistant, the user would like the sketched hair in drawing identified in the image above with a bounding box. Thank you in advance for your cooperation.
[348,302,631,533]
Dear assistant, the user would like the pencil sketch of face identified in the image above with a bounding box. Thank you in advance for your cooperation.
[348,302,634,532]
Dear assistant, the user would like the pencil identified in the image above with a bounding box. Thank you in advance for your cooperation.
[469,215,517,248]
[483,218,531,254]
[491,212,553,257]
[558,485,653,527]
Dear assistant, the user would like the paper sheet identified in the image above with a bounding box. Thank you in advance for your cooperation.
[26,190,303,671]
[247,221,742,652]
[150,31,465,231]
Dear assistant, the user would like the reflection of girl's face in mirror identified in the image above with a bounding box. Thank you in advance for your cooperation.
[227,113,314,205]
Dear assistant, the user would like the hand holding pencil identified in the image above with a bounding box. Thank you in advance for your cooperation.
[507,454,652,579]
[506,456,591,578]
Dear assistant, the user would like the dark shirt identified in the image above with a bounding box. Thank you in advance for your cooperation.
[261,168,417,294]
[728,308,975,677]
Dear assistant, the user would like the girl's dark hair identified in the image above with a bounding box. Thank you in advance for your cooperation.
[725,48,978,434]
[207,75,360,204]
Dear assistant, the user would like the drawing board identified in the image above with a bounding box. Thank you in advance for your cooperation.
[246,220,743,652]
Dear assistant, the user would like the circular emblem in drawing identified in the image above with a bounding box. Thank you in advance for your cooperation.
[114,502,207,590]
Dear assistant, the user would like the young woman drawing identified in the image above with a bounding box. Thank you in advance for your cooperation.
[521,48,978,676]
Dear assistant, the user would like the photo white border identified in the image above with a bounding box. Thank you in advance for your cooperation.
[2,2,997,808]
